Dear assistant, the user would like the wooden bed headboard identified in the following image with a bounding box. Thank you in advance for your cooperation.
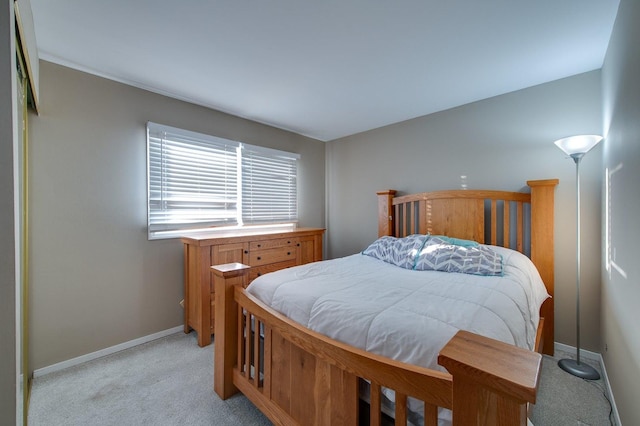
[377,179,559,355]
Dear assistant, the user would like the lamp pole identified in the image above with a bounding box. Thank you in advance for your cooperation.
[574,154,583,366]
[557,152,600,380]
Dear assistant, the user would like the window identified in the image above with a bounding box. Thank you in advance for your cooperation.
[147,122,299,239]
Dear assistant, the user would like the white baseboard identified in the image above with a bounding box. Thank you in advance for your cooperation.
[33,326,184,378]
[599,355,623,426]
[553,342,601,361]
[554,342,621,425]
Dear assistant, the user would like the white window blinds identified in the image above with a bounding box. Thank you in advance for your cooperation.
[241,145,298,224]
[147,122,299,239]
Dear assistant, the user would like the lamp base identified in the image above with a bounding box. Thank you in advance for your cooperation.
[558,358,600,380]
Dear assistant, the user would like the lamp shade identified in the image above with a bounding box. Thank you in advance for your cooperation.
[554,135,603,158]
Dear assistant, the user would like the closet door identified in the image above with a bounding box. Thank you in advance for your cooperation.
[16,47,29,426]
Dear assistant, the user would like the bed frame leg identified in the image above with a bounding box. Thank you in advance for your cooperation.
[377,190,397,237]
[527,179,558,356]
[438,330,541,426]
[212,263,250,400]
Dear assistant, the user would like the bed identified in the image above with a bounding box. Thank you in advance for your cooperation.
[212,179,558,425]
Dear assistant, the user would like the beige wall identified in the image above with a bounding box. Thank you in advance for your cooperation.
[0,2,17,424]
[601,0,640,423]
[326,71,603,352]
[28,61,325,370]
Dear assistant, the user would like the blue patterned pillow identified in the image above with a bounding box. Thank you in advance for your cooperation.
[413,236,503,276]
[362,234,428,269]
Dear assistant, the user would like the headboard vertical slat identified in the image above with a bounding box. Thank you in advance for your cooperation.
[490,199,498,245]
[475,199,485,243]
[419,200,428,235]
[516,202,523,252]
[503,201,511,248]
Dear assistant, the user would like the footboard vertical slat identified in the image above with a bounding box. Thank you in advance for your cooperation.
[424,403,438,426]
[263,325,272,399]
[245,315,253,382]
[332,369,358,425]
[254,317,261,388]
[314,359,332,425]
[370,383,382,426]
[290,343,317,422]
[271,330,292,413]
[237,308,245,375]
[395,392,407,425]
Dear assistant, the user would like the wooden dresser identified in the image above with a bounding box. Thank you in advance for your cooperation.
[182,228,325,346]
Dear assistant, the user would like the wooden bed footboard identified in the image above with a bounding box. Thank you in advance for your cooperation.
[213,264,542,426]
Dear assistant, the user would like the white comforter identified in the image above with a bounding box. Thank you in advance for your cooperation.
[247,245,549,374]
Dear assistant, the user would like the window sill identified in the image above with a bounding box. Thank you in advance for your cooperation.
[148,223,298,241]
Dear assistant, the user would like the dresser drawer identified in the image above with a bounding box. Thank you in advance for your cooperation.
[249,246,297,266]
[249,260,297,282]
[249,237,299,251]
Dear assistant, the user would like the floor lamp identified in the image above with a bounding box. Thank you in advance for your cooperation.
[554,134,602,380]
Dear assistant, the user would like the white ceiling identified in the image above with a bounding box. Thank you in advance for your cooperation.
[30,1,619,141]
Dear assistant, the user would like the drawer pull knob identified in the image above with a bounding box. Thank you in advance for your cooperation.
[287,241,291,244]
[257,272,262,277]
[244,250,248,254]
[257,244,261,248]
[287,252,291,255]
[297,243,300,246]
[257,256,261,260]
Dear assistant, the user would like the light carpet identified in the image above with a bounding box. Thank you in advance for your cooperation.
[530,349,614,425]
[29,332,270,426]
[29,332,614,425]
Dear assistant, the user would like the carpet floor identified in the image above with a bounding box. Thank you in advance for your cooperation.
[531,348,614,425]
[28,332,615,425]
